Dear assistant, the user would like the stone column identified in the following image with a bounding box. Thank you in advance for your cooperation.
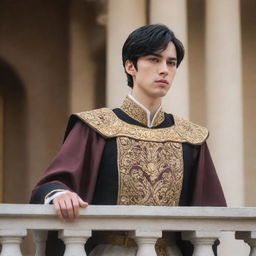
[0,229,27,256]
[69,1,96,113]
[182,231,220,256]
[59,229,91,256]
[134,230,162,256]
[106,0,146,108]
[205,0,243,209]
[150,0,189,118]
[236,231,256,256]
[205,0,245,255]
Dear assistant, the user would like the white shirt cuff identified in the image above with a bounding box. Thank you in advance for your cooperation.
[44,191,68,204]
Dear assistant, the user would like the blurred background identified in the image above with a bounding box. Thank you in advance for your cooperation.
[0,0,255,255]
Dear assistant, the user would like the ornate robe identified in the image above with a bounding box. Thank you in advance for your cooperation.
[30,97,226,255]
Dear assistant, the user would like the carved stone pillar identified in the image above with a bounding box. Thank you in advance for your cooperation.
[236,231,256,256]
[0,229,27,256]
[182,231,220,256]
[59,230,91,256]
[205,0,243,206]
[205,1,244,254]
[134,230,162,256]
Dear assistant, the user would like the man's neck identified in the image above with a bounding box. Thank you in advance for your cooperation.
[130,92,161,119]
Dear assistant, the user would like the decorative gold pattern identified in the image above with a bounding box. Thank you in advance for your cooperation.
[117,137,183,206]
[99,234,137,248]
[155,238,168,256]
[120,96,165,127]
[75,108,208,145]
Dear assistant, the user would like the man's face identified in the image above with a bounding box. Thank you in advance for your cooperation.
[126,42,177,100]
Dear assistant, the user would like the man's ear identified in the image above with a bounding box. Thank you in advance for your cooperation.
[125,60,136,76]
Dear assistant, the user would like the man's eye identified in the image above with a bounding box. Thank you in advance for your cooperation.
[168,61,176,66]
[149,58,159,62]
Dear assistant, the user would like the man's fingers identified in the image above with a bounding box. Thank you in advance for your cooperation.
[53,194,73,221]
[53,199,65,221]
[54,198,68,221]
[71,195,80,218]
[64,196,75,221]
[52,191,88,221]
[78,197,88,208]
[59,198,70,220]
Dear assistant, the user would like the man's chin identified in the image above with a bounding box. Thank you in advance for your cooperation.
[153,89,169,98]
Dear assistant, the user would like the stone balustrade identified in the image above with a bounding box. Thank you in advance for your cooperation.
[0,204,256,255]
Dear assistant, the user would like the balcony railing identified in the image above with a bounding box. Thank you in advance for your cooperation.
[0,204,256,256]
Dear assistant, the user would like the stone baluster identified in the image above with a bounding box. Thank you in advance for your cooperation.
[236,231,256,256]
[0,229,27,256]
[33,230,48,256]
[59,230,91,256]
[182,231,220,256]
[134,230,161,256]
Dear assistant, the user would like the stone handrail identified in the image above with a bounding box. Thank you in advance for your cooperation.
[0,204,256,256]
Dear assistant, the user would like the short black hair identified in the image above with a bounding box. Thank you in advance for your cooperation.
[122,24,185,88]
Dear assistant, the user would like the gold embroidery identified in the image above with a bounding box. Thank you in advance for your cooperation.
[120,96,165,127]
[120,97,147,126]
[152,111,165,127]
[117,137,183,206]
[75,108,208,145]
[155,238,168,256]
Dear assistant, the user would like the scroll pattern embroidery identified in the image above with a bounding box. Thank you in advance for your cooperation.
[117,137,183,206]
[120,96,165,127]
[76,108,208,144]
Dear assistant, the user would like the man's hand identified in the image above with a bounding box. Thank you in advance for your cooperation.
[52,191,88,221]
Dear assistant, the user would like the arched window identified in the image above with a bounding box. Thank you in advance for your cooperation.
[0,59,28,203]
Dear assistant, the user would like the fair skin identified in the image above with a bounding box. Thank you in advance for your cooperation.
[126,42,177,118]
[53,42,178,221]
[53,191,87,221]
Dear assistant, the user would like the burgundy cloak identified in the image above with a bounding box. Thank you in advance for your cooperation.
[30,110,226,256]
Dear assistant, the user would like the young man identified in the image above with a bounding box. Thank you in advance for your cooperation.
[31,24,226,256]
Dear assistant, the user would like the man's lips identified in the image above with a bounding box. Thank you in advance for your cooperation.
[155,79,169,85]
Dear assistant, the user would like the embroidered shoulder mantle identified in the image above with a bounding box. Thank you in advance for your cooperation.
[74,108,208,145]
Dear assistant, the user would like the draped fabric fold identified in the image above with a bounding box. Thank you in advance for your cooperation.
[30,103,226,256]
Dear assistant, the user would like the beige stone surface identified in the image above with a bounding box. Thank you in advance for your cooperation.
[205,0,247,255]
[150,0,189,118]
[241,0,256,207]
[206,0,243,207]
[0,1,70,203]
[69,1,105,113]
[187,0,206,126]
[106,0,146,108]
[0,204,255,255]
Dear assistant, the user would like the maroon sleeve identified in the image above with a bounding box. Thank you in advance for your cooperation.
[31,120,105,203]
[191,142,227,207]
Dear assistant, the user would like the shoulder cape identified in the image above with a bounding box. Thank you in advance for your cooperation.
[65,108,209,145]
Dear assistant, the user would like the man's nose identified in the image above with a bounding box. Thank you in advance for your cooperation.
[159,62,168,75]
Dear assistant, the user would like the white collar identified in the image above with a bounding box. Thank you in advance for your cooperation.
[128,93,162,128]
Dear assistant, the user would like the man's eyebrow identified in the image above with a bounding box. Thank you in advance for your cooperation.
[150,53,177,61]
[168,57,177,61]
